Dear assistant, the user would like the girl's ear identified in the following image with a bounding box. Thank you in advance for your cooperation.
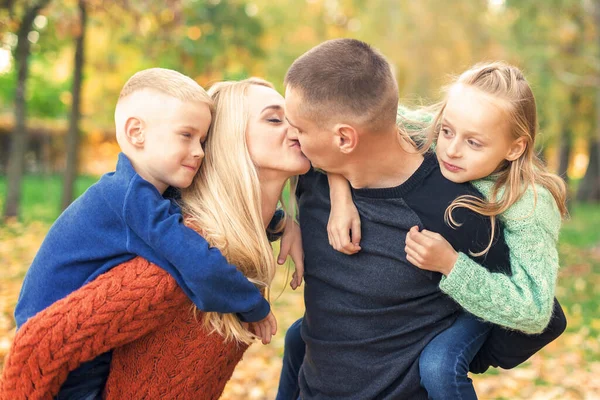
[506,137,527,161]
[124,117,145,147]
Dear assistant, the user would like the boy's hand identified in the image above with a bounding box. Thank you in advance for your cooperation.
[248,311,277,345]
[405,226,458,275]
[327,198,362,255]
[278,218,304,290]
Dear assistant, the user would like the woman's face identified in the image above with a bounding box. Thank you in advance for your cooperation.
[246,85,311,178]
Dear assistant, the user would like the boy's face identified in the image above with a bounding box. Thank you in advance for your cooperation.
[138,96,211,193]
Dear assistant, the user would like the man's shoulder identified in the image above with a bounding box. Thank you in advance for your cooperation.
[406,158,482,205]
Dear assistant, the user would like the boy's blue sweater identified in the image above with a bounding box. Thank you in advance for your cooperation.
[15,153,272,398]
[15,153,269,327]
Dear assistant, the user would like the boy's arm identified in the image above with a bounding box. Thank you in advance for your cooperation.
[327,173,361,254]
[123,177,269,322]
[0,258,188,400]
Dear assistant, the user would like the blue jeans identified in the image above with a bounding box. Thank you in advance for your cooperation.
[419,313,492,400]
[276,318,305,400]
[55,354,110,400]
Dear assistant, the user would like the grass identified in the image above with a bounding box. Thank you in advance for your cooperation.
[0,175,100,223]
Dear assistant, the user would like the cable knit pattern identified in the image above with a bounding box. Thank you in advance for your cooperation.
[440,179,561,334]
[0,256,248,400]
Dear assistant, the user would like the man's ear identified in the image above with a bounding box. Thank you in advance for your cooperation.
[505,137,527,161]
[334,124,358,154]
[124,117,145,148]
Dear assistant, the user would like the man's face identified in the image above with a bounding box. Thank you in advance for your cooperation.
[284,86,340,172]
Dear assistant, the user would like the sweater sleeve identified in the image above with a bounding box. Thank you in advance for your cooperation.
[122,175,270,322]
[0,257,189,400]
[439,181,561,334]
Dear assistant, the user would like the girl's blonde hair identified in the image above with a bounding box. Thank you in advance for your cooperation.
[180,78,294,344]
[428,62,568,256]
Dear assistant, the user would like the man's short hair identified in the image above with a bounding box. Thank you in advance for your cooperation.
[285,38,398,131]
[118,68,212,108]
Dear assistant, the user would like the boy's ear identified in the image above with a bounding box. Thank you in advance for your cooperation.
[333,123,358,154]
[124,117,145,148]
[506,137,527,161]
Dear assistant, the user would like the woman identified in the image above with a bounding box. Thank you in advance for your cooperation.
[0,78,310,400]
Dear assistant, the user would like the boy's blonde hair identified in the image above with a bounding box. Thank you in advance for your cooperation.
[426,62,567,256]
[118,67,212,108]
[181,78,296,345]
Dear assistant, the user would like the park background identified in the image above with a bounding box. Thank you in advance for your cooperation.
[1,0,599,398]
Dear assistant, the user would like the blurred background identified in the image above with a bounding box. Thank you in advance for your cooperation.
[0,0,599,398]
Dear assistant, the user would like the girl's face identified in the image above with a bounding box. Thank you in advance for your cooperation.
[436,84,526,183]
[246,85,311,178]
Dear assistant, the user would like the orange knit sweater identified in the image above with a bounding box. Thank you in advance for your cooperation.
[0,256,249,400]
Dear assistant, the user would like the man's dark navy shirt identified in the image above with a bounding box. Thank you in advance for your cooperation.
[296,153,512,399]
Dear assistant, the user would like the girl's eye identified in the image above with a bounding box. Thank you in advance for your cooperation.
[181,133,192,138]
[467,139,482,148]
[268,118,282,124]
[441,128,453,137]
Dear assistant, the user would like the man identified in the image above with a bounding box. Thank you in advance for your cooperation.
[280,38,565,399]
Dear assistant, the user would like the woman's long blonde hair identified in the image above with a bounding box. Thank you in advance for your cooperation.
[428,62,568,256]
[180,78,292,344]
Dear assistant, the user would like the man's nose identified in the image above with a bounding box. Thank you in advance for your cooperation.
[287,126,299,140]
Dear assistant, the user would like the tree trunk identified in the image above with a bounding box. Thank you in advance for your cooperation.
[61,0,87,211]
[576,0,600,203]
[3,0,51,219]
[557,129,572,184]
[576,140,600,201]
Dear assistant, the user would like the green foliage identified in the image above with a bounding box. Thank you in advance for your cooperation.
[0,175,99,223]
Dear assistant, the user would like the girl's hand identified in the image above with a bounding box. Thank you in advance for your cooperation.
[327,198,362,255]
[278,218,304,290]
[327,173,361,255]
[405,226,458,275]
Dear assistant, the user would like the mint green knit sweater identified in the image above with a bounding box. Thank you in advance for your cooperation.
[439,179,561,334]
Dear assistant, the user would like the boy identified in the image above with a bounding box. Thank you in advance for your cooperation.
[15,68,276,398]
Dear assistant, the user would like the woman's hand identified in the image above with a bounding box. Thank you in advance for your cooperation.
[278,218,304,290]
[405,226,458,275]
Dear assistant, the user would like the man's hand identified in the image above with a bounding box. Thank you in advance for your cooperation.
[405,226,458,275]
[278,218,304,290]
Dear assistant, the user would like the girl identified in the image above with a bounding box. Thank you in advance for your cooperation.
[325,61,568,399]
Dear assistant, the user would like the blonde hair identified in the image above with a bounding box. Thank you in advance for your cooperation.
[180,78,294,345]
[118,67,212,107]
[428,62,568,256]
